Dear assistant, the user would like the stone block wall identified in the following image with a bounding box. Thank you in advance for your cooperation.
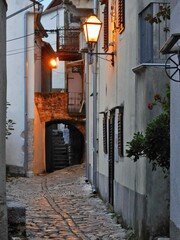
[34,92,85,137]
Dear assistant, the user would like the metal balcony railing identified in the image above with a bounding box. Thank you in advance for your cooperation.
[68,92,85,114]
[57,27,80,51]
[56,27,82,61]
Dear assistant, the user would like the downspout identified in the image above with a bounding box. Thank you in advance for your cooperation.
[85,52,89,182]
[24,4,44,176]
[24,11,28,176]
[92,0,98,193]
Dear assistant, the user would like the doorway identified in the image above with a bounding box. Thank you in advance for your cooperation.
[45,121,84,173]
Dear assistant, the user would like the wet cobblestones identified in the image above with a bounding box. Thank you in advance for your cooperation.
[7,164,127,240]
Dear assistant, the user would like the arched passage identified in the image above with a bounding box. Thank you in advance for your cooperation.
[45,120,84,173]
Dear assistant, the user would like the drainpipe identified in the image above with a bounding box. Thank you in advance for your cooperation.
[24,4,44,176]
[92,0,98,193]
[85,52,89,182]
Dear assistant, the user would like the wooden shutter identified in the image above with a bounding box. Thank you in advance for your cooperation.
[108,113,115,206]
[103,1,109,52]
[103,114,108,154]
[118,110,124,157]
[118,0,125,34]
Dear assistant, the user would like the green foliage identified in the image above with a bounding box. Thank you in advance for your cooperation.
[6,102,15,139]
[144,113,170,172]
[127,228,138,240]
[126,132,145,161]
[126,85,170,175]
[145,5,170,32]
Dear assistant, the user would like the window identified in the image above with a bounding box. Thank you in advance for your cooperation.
[103,113,108,154]
[118,0,125,34]
[103,1,109,52]
[139,3,170,63]
[118,108,124,157]
[140,4,153,63]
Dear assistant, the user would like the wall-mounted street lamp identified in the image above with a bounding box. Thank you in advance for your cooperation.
[83,15,102,47]
[82,15,114,66]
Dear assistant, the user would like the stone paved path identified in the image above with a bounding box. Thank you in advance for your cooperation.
[7,164,127,240]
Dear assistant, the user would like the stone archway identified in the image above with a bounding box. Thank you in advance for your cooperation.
[46,120,85,173]
[34,92,85,174]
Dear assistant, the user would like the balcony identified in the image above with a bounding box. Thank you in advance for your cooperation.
[56,27,82,61]
[68,92,85,116]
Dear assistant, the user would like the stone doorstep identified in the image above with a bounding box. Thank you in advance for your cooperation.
[7,201,26,239]
[157,238,170,240]
[7,201,26,224]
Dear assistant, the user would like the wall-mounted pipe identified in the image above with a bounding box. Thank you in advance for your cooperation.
[92,0,98,193]
[24,4,44,176]
[85,52,90,183]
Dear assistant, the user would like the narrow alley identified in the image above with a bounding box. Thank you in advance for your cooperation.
[7,164,127,240]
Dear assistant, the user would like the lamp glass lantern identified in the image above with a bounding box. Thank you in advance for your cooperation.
[83,15,102,44]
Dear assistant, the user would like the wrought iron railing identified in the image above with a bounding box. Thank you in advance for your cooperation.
[139,2,170,63]
[57,27,81,52]
[68,92,84,113]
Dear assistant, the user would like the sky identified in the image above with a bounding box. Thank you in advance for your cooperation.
[41,0,52,9]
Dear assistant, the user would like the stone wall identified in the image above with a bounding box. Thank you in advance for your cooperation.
[34,92,85,142]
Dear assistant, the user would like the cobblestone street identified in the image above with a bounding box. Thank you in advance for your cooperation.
[7,164,127,240]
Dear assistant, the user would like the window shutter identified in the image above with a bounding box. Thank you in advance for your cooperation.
[109,114,114,162]
[118,0,125,34]
[118,111,124,157]
[103,2,109,52]
[103,114,108,154]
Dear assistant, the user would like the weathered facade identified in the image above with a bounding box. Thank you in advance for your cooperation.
[168,1,180,238]
[6,0,42,176]
[0,0,8,238]
[85,0,170,239]
[6,0,91,176]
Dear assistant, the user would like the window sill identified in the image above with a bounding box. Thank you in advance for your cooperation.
[132,63,169,74]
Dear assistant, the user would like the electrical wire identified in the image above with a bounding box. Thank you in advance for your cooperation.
[7,48,34,57]
[7,41,56,54]
[7,40,56,56]
[6,0,44,20]
[7,33,35,42]
[7,45,35,53]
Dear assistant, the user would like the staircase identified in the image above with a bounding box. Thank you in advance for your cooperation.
[52,131,69,170]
